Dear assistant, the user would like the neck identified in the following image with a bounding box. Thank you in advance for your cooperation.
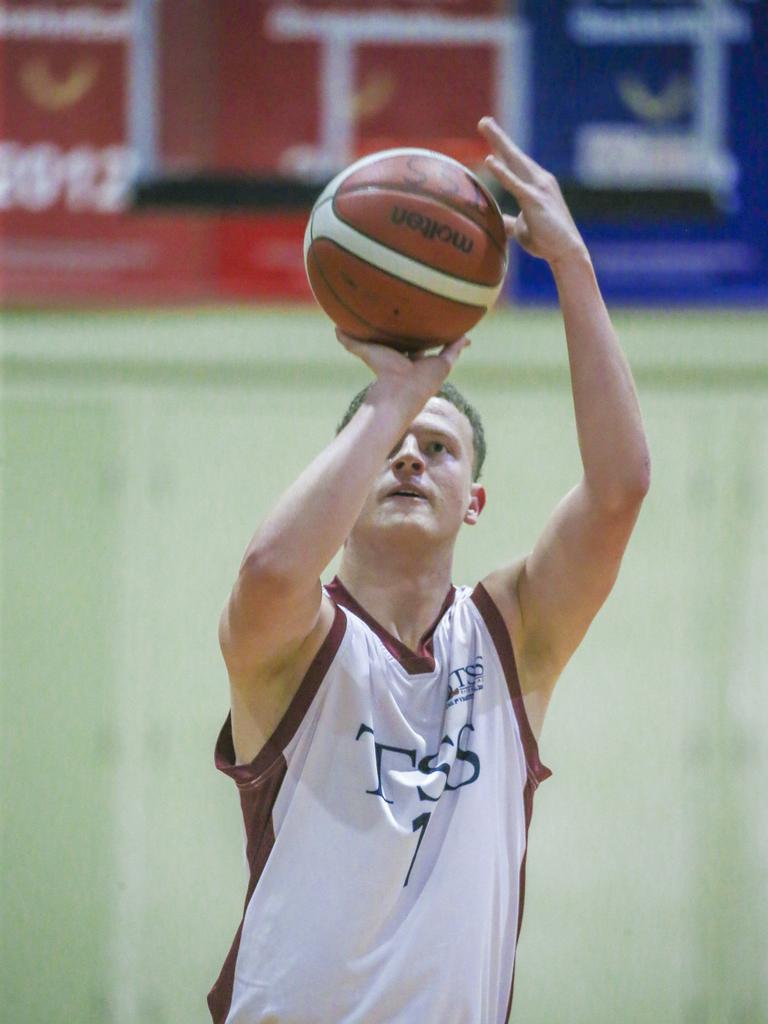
[338,538,454,651]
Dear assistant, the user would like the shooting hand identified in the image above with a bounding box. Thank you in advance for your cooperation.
[335,329,470,402]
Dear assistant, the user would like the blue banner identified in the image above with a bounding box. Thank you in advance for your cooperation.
[514,0,767,304]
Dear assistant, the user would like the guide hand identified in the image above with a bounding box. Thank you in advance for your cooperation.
[478,116,587,267]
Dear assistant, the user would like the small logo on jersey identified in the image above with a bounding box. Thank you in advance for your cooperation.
[446,656,484,706]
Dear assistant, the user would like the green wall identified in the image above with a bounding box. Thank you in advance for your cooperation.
[3,399,117,1021]
[2,307,767,1023]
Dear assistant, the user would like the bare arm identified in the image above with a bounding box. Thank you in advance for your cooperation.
[477,118,650,733]
[220,334,470,686]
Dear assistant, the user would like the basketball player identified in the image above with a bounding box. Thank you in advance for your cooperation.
[208,117,650,1023]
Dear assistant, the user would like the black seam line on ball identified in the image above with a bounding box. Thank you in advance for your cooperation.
[338,175,507,256]
[310,210,423,342]
[311,235,484,313]
[316,189,504,279]
[333,180,508,259]
[309,238,481,346]
[330,190,507,283]
[326,192,507,288]
[309,246,427,345]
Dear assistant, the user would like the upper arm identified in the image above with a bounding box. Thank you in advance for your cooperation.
[218,557,330,687]
[483,478,644,718]
[219,562,336,764]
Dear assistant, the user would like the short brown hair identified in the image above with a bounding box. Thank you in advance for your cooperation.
[337,381,486,480]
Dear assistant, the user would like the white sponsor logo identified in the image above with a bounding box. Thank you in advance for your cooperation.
[446,655,484,706]
[0,5,133,42]
[0,141,137,213]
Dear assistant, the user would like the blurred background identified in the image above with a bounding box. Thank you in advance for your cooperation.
[2,1,767,1022]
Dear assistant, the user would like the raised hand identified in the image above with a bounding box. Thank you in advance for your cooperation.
[478,117,587,267]
[335,328,470,401]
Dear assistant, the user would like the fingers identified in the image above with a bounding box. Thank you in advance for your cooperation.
[445,335,471,355]
[477,116,540,184]
[335,328,470,383]
[502,214,518,239]
[336,327,395,362]
[485,154,536,205]
[437,336,471,369]
[335,327,366,354]
[335,328,396,374]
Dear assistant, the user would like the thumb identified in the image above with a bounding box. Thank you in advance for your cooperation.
[335,327,368,356]
[502,214,518,239]
[438,336,471,369]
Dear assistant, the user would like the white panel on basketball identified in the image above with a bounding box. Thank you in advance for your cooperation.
[308,197,503,309]
[303,148,482,250]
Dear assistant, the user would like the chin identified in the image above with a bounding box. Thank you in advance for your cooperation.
[355,511,435,544]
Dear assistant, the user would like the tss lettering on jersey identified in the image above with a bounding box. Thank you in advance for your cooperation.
[355,722,480,805]
[355,705,481,887]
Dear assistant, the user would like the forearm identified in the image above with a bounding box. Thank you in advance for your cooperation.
[551,250,650,507]
[240,380,423,586]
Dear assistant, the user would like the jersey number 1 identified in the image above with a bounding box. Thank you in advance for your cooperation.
[404,812,432,887]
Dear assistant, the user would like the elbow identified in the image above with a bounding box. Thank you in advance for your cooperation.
[239,547,295,595]
[590,450,651,516]
[238,546,318,604]
[638,450,652,498]
[624,449,651,505]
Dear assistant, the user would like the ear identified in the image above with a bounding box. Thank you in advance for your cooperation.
[463,483,486,526]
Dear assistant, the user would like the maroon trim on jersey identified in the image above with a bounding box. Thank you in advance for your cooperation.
[470,583,551,786]
[214,601,347,786]
[503,778,540,1024]
[470,582,551,1020]
[326,575,456,674]
[207,775,282,1024]
[207,602,347,1024]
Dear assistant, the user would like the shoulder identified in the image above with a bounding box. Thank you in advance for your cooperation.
[479,559,557,686]
[433,576,523,656]
[476,560,556,742]
[229,593,341,765]
[474,559,527,647]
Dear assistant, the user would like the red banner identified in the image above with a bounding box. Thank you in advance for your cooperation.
[162,0,512,178]
[2,0,520,305]
[216,214,311,302]
[1,1,211,305]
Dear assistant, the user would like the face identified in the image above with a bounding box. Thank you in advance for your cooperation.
[349,397,486,549]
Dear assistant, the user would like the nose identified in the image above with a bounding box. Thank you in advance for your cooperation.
[392,435,425,474]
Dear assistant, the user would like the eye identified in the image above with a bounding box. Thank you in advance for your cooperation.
[426,441,446,455]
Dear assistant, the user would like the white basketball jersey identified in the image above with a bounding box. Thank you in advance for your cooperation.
[208,578,550,1024]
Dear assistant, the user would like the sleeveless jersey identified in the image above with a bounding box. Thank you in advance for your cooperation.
[208,578,551,1024]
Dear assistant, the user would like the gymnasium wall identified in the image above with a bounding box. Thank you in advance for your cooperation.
[3,307,767,1023]
[2,3,766,1022]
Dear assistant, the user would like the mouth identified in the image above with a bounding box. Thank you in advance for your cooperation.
[386,487,428,502]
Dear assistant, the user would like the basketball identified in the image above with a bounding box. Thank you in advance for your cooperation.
[304,148,508,352]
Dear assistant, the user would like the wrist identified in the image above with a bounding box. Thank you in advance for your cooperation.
[365,374,436,422]
[548,242,592,277]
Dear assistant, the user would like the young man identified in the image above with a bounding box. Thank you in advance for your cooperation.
[208,118,650,1024]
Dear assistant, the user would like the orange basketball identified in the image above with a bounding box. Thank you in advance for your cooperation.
[304,148,508,352]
